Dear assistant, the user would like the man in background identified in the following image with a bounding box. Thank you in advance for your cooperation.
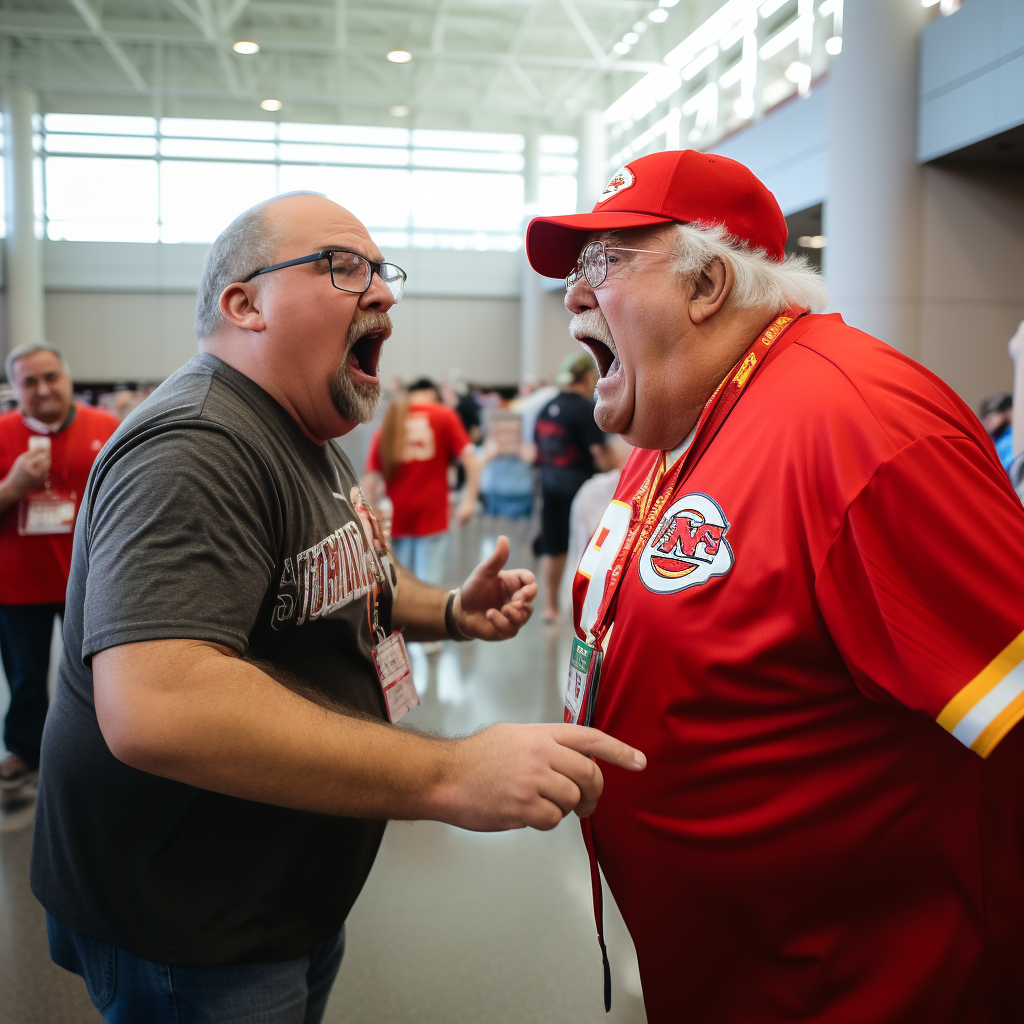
[980,391,1014,471]
[0,344,119,791]
[532,352,609,622]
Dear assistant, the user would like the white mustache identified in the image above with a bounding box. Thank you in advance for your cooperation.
[569,310,617,357]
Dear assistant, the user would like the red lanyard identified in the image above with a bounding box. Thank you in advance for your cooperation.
[587,309,805,652]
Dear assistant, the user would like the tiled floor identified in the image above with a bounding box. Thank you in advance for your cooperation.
[0,515,647,1024]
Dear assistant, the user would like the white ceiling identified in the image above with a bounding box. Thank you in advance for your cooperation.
[0,0,725,133]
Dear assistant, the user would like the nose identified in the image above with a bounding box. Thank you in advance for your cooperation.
[564,272,598,315]
[359,269,396,312]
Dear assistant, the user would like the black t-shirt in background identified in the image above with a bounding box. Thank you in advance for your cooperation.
[534,390,604,494]
[31,353,395,966]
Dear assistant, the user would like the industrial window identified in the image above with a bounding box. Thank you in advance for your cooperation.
[38,114,578,251]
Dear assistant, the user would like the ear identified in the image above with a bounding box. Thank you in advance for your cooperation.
[687,257,734,325]
[219,282,267,333]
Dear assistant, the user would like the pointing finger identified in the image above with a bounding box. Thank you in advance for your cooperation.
[552,724,647,771]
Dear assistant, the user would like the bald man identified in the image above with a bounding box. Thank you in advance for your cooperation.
[30,193,644,1024]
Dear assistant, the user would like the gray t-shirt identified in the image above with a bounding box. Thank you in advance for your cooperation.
[31,353,395,965]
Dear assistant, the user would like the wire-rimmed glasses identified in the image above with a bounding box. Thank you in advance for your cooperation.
[566,239,679,290]
[245,249,407,303]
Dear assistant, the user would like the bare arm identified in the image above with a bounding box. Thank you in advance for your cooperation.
[455,444,480,526]
[93,638,644,831]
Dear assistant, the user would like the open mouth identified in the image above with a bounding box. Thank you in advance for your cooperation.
[348,330,386,383]
[578,338,621,380]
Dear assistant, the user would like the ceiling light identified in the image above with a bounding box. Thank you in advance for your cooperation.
[648,8,668,21]
[921,0,941,5]
[389,104,410,117]
[613,41,632,54]
[387,49,413,63]
[623,32,640,44]
[260,98,282,111]
[232,40,259,55]
[784,60,810,83]
[659,0,680,6]
[825,35,842,54]
[633,21,648,32]
[797,235,826,248]
[734,97,754,118]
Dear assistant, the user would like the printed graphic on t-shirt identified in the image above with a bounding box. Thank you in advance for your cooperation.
[403,414,436,462]
[638,492,734,594]
[272,520,374,629]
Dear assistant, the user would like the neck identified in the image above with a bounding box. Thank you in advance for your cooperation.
[200,334,348,445]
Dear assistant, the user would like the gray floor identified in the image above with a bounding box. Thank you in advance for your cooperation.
[0,515,646,1024]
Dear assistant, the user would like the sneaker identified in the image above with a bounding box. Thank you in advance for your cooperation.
[0,753,39,791]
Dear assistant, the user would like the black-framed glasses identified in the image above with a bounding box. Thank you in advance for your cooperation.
[245,249,407,302]
[566,239,679,290]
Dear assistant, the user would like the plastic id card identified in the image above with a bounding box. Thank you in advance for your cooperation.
[18,490,76,536]
[565,635,603,726]
[372,632,419,723]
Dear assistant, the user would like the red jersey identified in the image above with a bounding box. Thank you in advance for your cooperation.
[572,313,1024,1024]
[0,405,120,605]
[366,402,471,537]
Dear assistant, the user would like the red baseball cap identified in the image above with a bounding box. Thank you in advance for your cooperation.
[525,149,788,279]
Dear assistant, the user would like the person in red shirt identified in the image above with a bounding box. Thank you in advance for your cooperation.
[525,149,1024,1024]
[0,344,119,791]
[365,378,480,587]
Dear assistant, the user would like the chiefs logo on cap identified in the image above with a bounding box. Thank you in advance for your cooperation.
[596,165,635,204]
[638,492,734,593]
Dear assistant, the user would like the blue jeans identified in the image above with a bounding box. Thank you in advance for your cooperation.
[47,914,345,1024]
[0,602,63,767]
[391,531,450,587]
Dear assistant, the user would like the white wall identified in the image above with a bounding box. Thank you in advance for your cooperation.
[23,240,546,386]
[45,291,534,385]
[918,163,1024,412]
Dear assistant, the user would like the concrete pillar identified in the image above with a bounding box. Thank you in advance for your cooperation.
[3,87,46,362]
[576,109,606,213]
[824,0,927,356]
[520,131,544,383]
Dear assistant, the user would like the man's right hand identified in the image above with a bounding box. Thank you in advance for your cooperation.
[435,722,646,832]
[3,448,51,499]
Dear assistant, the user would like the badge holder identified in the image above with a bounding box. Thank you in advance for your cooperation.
[18,484,76,536]
[564,635,603,727]
[355,487,419,724]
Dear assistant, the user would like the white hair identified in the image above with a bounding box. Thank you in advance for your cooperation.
[670,222,829,314]
[5,342,68,383]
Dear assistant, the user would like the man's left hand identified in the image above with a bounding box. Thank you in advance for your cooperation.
[454,535,537,640]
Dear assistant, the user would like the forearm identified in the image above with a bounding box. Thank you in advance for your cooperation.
[460,452,481,506]
[95,639,456,820]
[391,562,450,641]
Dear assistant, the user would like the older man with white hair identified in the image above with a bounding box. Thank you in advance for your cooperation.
[526,150,1024,1024]
[30,191,645,1024]
[0,343,118,791]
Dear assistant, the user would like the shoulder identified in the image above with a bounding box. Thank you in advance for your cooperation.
[0,410,22,437]
[74,404,121,435]
[766,314,988,454]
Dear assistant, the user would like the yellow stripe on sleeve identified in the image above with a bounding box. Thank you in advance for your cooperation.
[936,628,1024,757]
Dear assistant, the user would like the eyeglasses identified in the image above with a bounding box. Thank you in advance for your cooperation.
[566,239,679,290]
[245,249,407,302]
